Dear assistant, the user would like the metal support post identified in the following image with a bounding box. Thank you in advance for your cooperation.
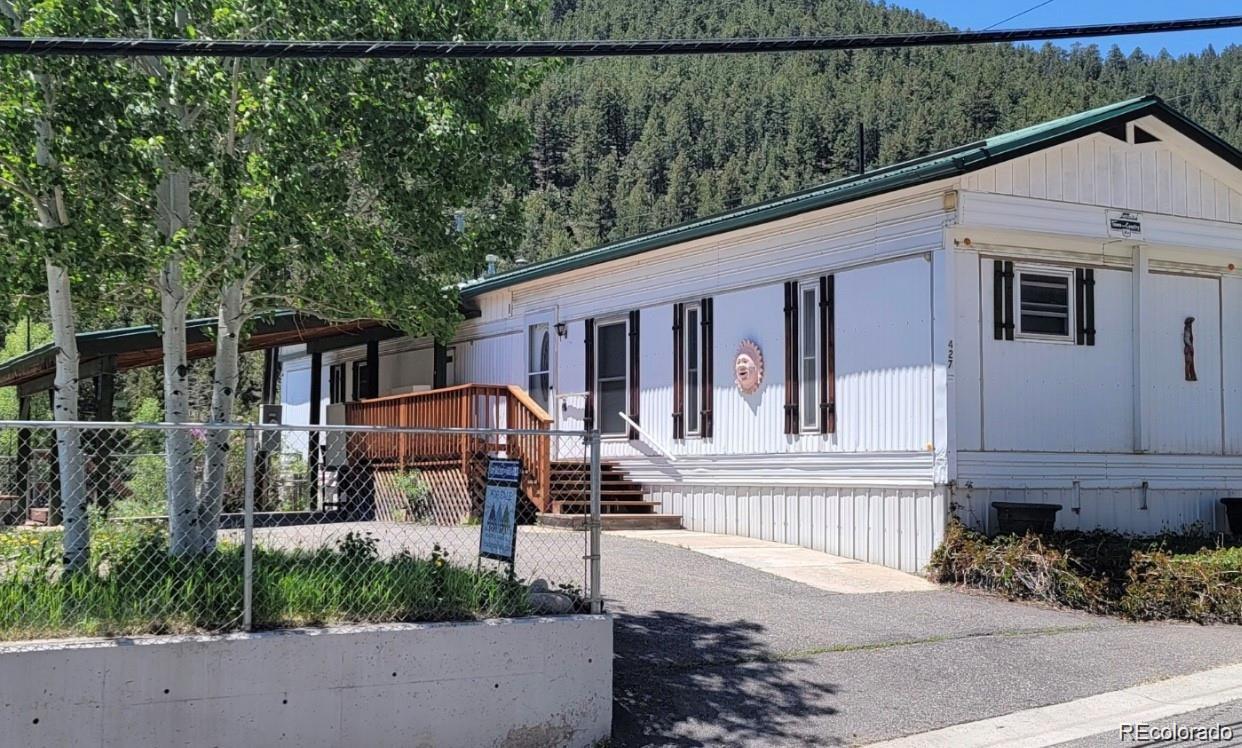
[242,426,257,631]
[587,430,602,614]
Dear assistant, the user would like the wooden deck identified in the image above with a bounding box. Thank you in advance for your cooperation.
[344,384,674,523]
[345,384,554,512]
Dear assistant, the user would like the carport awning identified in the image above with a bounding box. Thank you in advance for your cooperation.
[0,311,401,393]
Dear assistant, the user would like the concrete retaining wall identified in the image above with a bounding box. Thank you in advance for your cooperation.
[0,615,612,748]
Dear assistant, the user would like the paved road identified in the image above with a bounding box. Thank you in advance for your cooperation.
[600,533,1242,747]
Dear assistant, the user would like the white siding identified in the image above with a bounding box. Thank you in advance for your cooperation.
[454,189,949,463]
[381,346,434,391]
[613,452,934,487]
[979,261,1134,452]
[962,131,1242,222]
[1142,273,1223,454]
[1224,276,1242,455]
[952,248,983,451]
[836,257,934,452]
[957,450,1242,490]
[959,191,1242,253]
[453,333,524,387]
[539,256,934,459]
[971,257,1229,456]
[478,190,950,329]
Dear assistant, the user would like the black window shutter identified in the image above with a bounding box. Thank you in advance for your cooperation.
[628,309,640,440]
[819,276,836,434]
[993,260,1015,340]
[1075,268,1086,345]
[783,281,799,435]
[993,261,1004,340]
[672,303,684,439]
[584,318,596,432]
[1084,268,1095,346]
[1075,268,1096,346]
[1003,261,1014,340]
[701,297,714,439]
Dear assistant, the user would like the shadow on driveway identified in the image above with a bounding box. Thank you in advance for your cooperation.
[613,610,841,747]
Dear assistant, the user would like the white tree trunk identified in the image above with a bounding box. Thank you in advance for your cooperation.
[195,279,244,553]
[45,259,89,572]
[160,256,197,556]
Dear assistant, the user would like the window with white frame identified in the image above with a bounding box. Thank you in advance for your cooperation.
[595,319,629,437]
[1015,265,1074,341]
[527,322,551,411]
[351,359,370,401]
[799,281,820,432]
[683,303,701,436]
[328,363,346,404]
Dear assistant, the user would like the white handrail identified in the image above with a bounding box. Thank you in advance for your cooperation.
[618,411,677,463]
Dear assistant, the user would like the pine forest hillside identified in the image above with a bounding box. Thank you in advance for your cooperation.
[513,0,1242,260]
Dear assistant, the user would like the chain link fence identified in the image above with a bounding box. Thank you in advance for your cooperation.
[0,421,601,642]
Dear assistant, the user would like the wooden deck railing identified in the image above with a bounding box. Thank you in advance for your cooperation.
[344,384,554,512]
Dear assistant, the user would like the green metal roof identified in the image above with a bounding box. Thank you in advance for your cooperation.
[462,95,1241,298]
[0,314,236,387]
[0,311,395,389]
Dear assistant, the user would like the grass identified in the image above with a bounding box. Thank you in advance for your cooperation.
[0,525,534,641]
[928,519,1242,624]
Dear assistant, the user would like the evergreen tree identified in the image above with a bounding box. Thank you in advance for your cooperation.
[512,0,1242,259]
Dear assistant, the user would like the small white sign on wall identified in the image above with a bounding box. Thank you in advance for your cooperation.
[1106,210,1143,240]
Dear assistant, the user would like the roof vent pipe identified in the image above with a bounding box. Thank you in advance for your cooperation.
[857,121,866,176]
[484,254,500,277]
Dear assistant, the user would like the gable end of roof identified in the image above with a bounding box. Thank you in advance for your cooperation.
[463,96,1240,298]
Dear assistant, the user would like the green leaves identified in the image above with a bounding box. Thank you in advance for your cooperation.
[0,0,541,343]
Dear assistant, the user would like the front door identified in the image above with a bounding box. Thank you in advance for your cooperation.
[526,312,556,420]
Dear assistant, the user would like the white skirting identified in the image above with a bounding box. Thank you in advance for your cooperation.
[953,485,1231,536]
[649,483,947,573]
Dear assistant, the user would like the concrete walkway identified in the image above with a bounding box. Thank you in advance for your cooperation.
[608,529,937,594]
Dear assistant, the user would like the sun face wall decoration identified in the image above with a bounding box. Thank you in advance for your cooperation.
[734,339,764,395]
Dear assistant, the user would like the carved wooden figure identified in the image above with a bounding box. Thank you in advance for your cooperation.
[1183,317,1197,382]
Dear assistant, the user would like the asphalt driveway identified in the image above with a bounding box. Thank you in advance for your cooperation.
[600,532,1242,747]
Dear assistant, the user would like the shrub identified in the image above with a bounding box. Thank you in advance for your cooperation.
[928,521,1110,612]
[1122,548,1242,623]
[115,453,168,517]
[391,470,432,523]
[928,519,1242,623]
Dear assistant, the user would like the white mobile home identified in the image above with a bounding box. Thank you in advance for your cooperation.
[280,97,1242,571]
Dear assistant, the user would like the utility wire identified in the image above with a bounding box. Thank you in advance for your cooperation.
[0,15,1238,59]
[985,0,1059,31]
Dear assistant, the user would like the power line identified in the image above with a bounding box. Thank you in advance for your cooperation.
[0,15,1238,59]
[985,0,1059,31]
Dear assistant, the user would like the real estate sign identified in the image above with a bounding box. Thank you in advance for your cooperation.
[479,459,520,563]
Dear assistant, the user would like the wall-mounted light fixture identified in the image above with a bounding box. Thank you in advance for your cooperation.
[554,322,568,338]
